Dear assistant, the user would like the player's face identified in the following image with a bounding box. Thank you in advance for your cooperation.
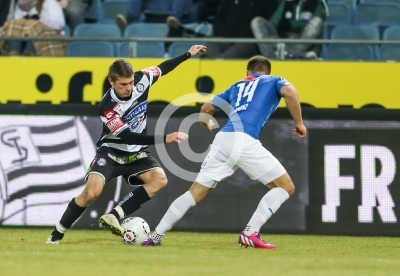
[110,76,135,98]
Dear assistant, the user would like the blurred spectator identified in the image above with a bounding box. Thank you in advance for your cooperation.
[251,0,328,59]
[0,0,15,29]
[167,0,278,59]
[116,0,192,32]
[64,0,91,31]
[0,0,67,56]
[189,0,222,23]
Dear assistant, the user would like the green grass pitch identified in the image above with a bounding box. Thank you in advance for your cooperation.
[1,228,400,276]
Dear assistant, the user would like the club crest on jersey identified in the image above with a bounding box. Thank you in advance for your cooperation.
[130,120,140,130]
[97,158,107,166]
[124,101,148,121]
[136,83,145,93]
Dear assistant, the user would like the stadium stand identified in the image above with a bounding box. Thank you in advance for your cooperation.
[324,2,352,39]
[169,42,198,58]
[379,25,400,60]
[324,25,379,60]
[73,23,121,37]
[360,0,400,4]
[117,42,165,58]
[6,0,398,61]
[67,23,121,57]
[355,3,400,27]
[100,0,130,24]
[84,0,102,22]
[67,42,115,57]
[118,23,168,57]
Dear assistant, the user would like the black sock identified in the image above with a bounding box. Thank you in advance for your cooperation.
[117,186,150,218]
[109,209,120,219]
[59,198,86,229]
[50,198,86,241]
[50,229,64,241]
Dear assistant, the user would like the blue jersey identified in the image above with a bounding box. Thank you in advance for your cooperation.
[211,73,290,140]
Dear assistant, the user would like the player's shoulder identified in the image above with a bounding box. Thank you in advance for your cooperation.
[259,75,280,80]
[136,66,161,77]
[266,75,291,85]
[98,90,116,111]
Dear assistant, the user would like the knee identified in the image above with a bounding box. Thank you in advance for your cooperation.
[158,176,168,189]
[309,16,324,27]
[80,189,99,205]
[152,175,168,192]
[285,181,295,197]
[251,16,265,29]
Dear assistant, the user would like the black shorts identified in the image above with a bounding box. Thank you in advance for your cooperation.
[84,152,161,185]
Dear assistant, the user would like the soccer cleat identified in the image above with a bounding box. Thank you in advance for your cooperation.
[238,231,276,250]
[141,238,162,247]
[99,214,124,237]
[46,235,60,245]
[45,230,64,244]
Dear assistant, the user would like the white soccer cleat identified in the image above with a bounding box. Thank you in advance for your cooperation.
[99,214,124,237]
[46,235,60,244]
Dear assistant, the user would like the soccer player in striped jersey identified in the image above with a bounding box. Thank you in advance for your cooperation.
[46,45,207,244]
[142,55,306,249]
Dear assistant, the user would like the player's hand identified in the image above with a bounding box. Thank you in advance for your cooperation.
[165,132,189,144]
[206,119,215,133]
[294,122,306,138]
[188,45,207,56]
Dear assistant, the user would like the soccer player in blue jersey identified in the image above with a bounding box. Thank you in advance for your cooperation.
[142,55,306,249]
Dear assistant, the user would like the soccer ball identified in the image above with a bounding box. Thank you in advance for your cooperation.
[120,217,150,245]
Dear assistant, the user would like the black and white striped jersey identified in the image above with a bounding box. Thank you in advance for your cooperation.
[96,66,161,156]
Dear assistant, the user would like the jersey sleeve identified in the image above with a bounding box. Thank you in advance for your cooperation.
[275,76,291,97]
[100,108,129,136]
[140,66,162,86]
[211,88,231,109]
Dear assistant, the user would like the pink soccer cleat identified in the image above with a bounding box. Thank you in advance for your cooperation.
[141,238,162,247]
[238,231,276,250]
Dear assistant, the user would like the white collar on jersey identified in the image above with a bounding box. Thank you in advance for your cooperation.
[110,86,136,103]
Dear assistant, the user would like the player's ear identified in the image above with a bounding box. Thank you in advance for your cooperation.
[108,77,115,87]
[246,70,250,76]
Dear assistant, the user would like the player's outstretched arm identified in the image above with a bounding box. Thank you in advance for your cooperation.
[103,110,187,145]
[280,84,307,138]
[199,101,217,133]
[117,129,188,145]
[157,45,207,76]
[165,132,188,143]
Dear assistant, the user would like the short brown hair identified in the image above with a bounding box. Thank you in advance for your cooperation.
[247,55,272,75]
[108,59,134,81]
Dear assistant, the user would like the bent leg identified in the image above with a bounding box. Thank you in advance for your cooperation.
[236,139,293,235]
[246,173,293,233]
[147,182,212,244]
[123,168,166,217]
[75,173,105,206]
[140,167,168,197]
[108,167,167,220]
[156,182,212,235]
[251,16,278,59]
[47,173,104,243]
[285,16,324,58]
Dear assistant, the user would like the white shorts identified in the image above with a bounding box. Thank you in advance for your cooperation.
[195,131,286,188]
